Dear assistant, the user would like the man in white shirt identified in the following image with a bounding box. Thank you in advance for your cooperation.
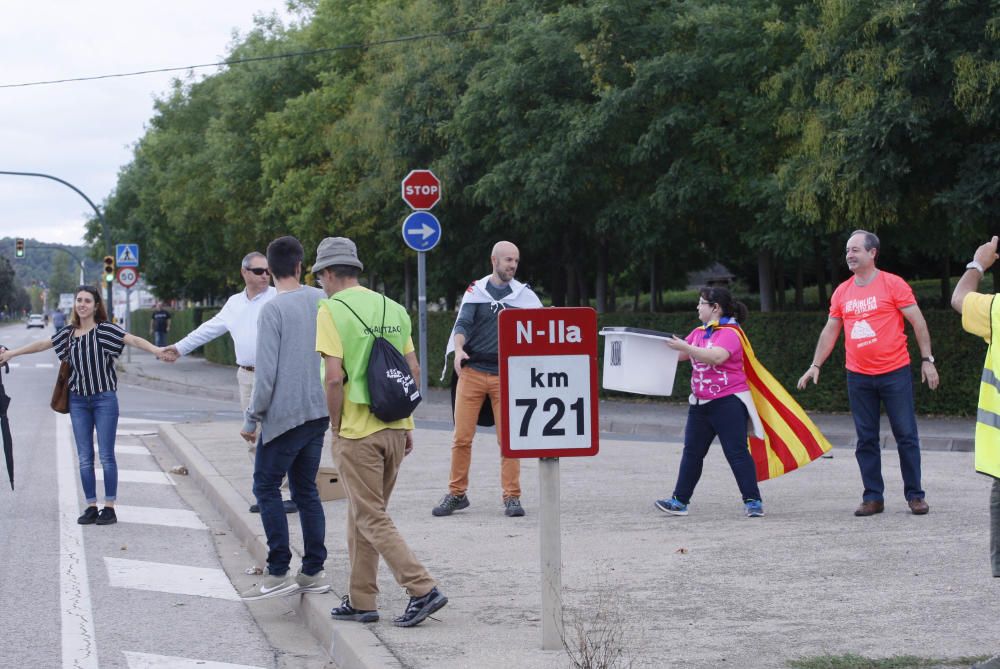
[162,252,293,513]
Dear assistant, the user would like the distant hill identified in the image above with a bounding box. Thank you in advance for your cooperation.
[0,237,101,286]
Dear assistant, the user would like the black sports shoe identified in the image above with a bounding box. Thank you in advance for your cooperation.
[393,587,447,627]
[96,507,117,525]
[77,507,99,525]
[330,595,379,623]
[504,497,525,517]
[432,493,470,517]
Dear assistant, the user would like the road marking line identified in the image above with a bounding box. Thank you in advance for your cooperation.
[57,413,99,669]
[95,469,173,485]
[113,505,206,530]
[36,362,55,368]
[104,558,240,601]
[118,417,170,425]
[115,445,149,456]
[123,651,266,669]
[8,362,19,368]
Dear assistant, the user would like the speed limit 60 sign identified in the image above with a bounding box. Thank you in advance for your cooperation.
[499,307,599,458]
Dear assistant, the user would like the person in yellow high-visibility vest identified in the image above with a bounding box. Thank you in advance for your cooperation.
[950,235,1000,580]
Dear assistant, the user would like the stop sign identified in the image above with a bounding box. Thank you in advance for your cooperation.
[401,169,441,210]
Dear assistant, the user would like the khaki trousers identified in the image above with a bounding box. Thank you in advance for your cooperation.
[331,429,436,611]
[450,367,520,500]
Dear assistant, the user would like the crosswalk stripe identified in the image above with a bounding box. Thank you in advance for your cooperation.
[36,362,54,368]
[116,445,149,456]
[96,469,173,485]
[122,652,266,669]
[104,558,240,601]
[122,651,266,669]
[113,505,206,530]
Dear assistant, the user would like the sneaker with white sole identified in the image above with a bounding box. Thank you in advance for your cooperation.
[744,499,764,518]
[240,572,300,601]
[295,569,330,594]
[392,586,447,627]
[654,497,689,516]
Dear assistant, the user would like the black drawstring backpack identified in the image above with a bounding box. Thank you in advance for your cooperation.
[333,295,421,422]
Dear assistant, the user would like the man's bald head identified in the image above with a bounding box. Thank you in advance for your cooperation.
[490,241,520,286]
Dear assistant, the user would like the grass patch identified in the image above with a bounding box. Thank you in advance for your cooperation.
[787,654,989,669]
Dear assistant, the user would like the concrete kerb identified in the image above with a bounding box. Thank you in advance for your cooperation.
[158,423,403,669]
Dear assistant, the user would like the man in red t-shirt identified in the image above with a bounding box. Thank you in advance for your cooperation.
[797,230,939,517]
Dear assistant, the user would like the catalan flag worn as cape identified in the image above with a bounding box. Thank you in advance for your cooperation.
[720,324,833,481]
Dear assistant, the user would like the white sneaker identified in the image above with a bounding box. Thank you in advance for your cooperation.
[240,572,299,601]
[295,569,330,594]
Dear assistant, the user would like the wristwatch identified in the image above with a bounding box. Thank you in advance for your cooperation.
[967,260,985,274]
[921,355,935,364]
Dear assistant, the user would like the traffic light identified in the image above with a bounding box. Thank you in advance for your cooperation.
[103,255,115,283]
[14,238,24,258]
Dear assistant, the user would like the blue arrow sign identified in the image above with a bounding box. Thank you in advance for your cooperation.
[116,243,139,267]
[401,211,442,252]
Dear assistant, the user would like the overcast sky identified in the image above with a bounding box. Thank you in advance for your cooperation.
[0,1,296,248]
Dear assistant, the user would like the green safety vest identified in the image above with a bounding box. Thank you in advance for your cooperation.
[975,297,1000,479]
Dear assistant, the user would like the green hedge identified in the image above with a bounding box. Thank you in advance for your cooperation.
[132,306,984,416]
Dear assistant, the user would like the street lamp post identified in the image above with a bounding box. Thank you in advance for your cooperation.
[0,170,113,315]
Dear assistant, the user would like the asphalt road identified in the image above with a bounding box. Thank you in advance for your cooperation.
[0,323,330,668]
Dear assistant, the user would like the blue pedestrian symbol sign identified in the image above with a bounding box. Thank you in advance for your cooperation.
[401,211,442,252]
[116,243,139,267]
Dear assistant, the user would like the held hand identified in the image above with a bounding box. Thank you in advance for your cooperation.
[974,236,1000,271]
[404,431,414,456]
[797,366,820,390]
[239,429,256,444]
[160,346,179,363]
[0,349,11,366]
[921,361,940,390]
[453,349,469,377]
[664,336,687,352]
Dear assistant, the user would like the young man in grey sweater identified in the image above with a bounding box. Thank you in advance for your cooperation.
[239,236,330,600]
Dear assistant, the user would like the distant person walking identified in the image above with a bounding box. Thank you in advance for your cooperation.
[149,302,171,347]
[0,286,166,525]
[238,236,330,600]
[52,310,66,330]
[315,236,447,627]
[949,236,1000,580]
[797,230,939,517]
[655,287,765,518]
[432,241,542,518]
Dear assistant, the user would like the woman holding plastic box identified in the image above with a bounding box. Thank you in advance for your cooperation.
[654,287,764,518]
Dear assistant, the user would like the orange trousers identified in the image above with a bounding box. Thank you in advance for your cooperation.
[449,367,521,500]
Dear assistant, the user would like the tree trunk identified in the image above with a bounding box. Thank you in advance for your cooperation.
[794,261,804,309]
[446,283,458,312]
[758,250,775,313]
[404,258,412,311]
[649,257,658,312]
[609,276,617,312]
[550,263,566,307]
[775,255,786,311]
[566,262,580,306]
[828,232,844,287]
[939,257,951,308]
[595,240,608,313]
[812,236,827,307]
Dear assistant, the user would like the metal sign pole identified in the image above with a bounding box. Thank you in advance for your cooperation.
[125,286,132,363]
[540,456,563,650]
[417,251,428,399]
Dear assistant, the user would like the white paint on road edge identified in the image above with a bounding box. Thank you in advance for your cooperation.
[105,557,240,601]
[57,413,99,669]
[123,651,266,669]
[112,504,206,530]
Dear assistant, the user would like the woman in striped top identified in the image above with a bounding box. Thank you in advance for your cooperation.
[0,286,165,525]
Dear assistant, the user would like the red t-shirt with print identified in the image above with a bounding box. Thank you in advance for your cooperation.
[829,270,915,375]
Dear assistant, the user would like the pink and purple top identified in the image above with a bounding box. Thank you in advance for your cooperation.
[683,325,749,401]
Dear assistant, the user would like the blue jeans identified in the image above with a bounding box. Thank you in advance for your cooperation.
[153,331,167,347]
[673,394,761,504]
[68,390,119,504]
[846,366,924,502]
[252,418,328,576]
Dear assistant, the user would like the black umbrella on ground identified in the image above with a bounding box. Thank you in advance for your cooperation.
[0,362,12,489]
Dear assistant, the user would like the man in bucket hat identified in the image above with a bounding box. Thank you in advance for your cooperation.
[314,237,447,627]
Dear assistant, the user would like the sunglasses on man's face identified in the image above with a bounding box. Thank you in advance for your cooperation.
[247,267,270,276]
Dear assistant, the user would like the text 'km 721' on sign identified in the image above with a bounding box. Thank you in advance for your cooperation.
[499,307,599,458]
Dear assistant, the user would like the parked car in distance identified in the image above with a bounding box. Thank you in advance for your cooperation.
[26,314,44,329]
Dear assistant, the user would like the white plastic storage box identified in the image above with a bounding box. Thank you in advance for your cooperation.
[599,327,679,396]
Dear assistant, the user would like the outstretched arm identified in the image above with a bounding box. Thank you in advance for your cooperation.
[0,337,54,364]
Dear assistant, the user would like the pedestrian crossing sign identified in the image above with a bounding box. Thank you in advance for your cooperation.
[116,243,139,267]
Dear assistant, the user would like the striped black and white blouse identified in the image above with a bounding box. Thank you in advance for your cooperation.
[51,322,126,395]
